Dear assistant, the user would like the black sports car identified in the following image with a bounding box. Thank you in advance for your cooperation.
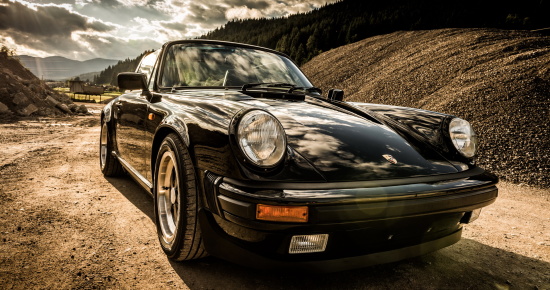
[100,39,498,272]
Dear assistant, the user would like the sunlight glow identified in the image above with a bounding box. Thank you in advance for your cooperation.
[13,0,73,11]
[117,0,148,7]
[226,6,263,20]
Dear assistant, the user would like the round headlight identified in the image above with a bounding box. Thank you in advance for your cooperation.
[449,118,477,158]
[237,110,286,167]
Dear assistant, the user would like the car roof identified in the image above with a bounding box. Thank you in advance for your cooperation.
[162,39,290,59]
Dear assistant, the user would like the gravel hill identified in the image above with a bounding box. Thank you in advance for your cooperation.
[302,28,550,188]
[0,52,85,119]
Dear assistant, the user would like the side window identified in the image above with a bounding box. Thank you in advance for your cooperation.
[136,50,160,85]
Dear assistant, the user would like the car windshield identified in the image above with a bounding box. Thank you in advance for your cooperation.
[160,43,313,89]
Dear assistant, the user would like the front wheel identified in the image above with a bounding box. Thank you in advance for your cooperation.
[154,133,207,261]
[99,121,124,177]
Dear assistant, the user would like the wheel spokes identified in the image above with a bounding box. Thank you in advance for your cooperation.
[100,123,108,168]
[156,150,181,247]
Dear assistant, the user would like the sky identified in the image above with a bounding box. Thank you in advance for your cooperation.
[0,0,337,61]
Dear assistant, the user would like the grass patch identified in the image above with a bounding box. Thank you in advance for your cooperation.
[54,87,122,103]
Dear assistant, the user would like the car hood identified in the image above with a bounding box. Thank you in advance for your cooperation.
[168,90,458,182]
[238,97,458,182]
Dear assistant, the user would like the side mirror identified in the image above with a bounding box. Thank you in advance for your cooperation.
[327,89,344,101]
[118,72,147,91]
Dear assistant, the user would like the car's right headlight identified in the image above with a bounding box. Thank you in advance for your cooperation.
[449,118,477,158]
[237,110,286,167]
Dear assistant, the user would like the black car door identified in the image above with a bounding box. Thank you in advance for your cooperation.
[114,93,149,177]
[115,50,161,180]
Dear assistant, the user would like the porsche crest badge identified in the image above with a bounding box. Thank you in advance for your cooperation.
[382,154,398,164]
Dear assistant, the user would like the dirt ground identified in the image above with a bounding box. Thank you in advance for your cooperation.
[0,103,549,289]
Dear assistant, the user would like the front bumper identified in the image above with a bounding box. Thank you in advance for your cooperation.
[199,167,498,272]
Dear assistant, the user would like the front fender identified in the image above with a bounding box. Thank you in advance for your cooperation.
[350,102,472,168]
[157,114,190,147]
[102,101,114,123]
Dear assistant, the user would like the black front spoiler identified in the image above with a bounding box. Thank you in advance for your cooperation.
[198,209,462,273]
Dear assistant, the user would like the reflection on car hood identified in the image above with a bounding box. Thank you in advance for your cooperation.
[170,90,458,182]
[240,97,457,182]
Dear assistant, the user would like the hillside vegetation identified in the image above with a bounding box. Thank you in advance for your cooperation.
[93,51,152,86]
[97,0,549,85]
[202,0,549,65]
[302,28,550,187]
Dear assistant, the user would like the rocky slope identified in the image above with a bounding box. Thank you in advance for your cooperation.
[302,28,550,187]
[0,52,87,119]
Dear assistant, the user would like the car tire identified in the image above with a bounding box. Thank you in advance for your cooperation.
[154,133,207,261]
[100,120,124,177]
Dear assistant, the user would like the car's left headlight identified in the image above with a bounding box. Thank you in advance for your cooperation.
[237,110,286,167]
[449,118,477,158]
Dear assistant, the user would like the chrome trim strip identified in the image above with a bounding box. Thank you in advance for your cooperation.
[219,179,497,204]
[222,167,487,190]
[113,151,153,194]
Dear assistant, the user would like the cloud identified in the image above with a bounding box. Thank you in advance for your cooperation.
[0,0,163,59]
[223,0,332,19]
[73,32,162,59]
[0,0,114,37]
[97,0,122,8]
[1,0,338,60]
[225,6,264,20]
[3,27,161,60]
[186,3,228,27]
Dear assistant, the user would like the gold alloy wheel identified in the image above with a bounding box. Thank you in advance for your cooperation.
[100,122,108,170]
[156,149,180,248]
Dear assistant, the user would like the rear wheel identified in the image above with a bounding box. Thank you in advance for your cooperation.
[100,121,124,177]
[154,133,207,261]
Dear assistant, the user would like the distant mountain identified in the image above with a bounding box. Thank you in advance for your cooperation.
[76,71,100,83]
[17,55,119,81]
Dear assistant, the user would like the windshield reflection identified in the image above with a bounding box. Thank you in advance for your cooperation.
[160,43,312,88]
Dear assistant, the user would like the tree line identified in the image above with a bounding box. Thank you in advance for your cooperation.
[93,50,153,86]
[94,0,549,85]
[202,0,548,65]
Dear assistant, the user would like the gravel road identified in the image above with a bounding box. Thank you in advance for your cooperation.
[0,105,549,289]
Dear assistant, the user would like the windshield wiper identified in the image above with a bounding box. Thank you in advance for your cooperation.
[241,82,296,91]
[241,83,322,94]
[304,86,322,94]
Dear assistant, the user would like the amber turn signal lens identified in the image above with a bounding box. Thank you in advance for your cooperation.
[256,204,308,223]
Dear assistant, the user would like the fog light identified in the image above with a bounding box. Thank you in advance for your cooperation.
[256,204,308,223]
[289,234,328,254]
[470,208,482,222]
[461,209,482,224]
